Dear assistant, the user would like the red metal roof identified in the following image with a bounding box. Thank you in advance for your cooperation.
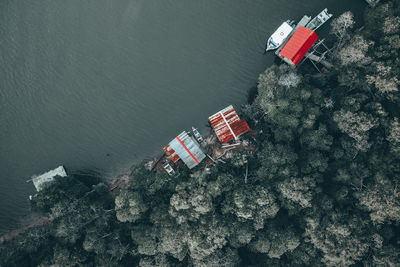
[208,105,250,144]
[163,144,180,163]
[279,26,318,66]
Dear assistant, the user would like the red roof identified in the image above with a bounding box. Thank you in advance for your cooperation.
[163,144,180,163]
[279,26,318,66]
[208,105,250,143]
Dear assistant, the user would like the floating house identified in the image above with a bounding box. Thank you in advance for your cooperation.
[32,166,67,192]
[279,26,318,66]
[208,105,250,144]
[164,131,206,169]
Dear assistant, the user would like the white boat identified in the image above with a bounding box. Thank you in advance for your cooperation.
[163,162,175,176]
[306,8,333,31]
[192,126,203,143]
[266,20,295,52]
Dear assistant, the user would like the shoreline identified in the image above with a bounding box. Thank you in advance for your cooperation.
[0,83,259,243]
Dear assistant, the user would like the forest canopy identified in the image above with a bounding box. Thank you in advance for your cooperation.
[1,1,400,266]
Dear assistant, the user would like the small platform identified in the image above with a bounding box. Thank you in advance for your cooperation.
[31,166,67,192]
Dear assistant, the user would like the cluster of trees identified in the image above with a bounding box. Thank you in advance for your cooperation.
[1,1,400,266]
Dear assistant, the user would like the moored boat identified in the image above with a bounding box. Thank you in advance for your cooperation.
[265,20,295,52]
[306,8,333,31]
[192,126,204,143]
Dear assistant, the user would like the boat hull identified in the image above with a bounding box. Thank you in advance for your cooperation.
[265,21,294,52]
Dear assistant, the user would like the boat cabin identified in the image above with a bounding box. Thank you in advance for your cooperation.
[266,21,295,51]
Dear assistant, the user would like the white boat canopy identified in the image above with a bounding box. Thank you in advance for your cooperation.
[270,22,294,46]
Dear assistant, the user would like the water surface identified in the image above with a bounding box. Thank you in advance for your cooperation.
[0,0,364,234]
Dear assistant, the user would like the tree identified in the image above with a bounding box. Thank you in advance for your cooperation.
[168,172,215,224]
[256,65,280,115]
[300,125,333,152]
[130,164,174,196]
[354,173,400,224]
[157,222,188,261]
[83,229,129,261]
[249,224,300,259]
[337,35,373,66]
[222,185,279,230]
[383,16,400,35]
[285,243,324,267]
[333,109,378,152]
[367,244,400,266]
[330,11,355,51]
[228,222,256,248]
[330,11,355,39]
[186,216,230,260]
[139,254,173,267]
[192,247,240,267]
[131,225,159,256]
[277,176,317,211]
[31,175,90,212]
[50,245,87,267]
[305,213,370,267]
[278,71,301,89]
[257,141,298,182]
[115,189,148,223]
[387,117,400,154]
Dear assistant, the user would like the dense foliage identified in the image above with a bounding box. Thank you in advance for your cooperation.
[1,2,400,266]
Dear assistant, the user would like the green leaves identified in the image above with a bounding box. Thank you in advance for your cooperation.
[249,224,300,259]
[354,173,400,224]
[333,109,378,152]
[115,189,148,223]
[222,185,279,230]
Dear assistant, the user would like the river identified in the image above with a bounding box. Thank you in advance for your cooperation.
[0,0,364,234]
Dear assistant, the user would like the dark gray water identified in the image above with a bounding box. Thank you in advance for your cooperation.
[0,0,364,234]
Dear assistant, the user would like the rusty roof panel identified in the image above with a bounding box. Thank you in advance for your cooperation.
[208,105,250,143]
[163,144,180,163]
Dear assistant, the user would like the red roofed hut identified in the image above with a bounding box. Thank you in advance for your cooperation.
[164,131,206,169]
[208,105,250,144]
[279,26,318,66]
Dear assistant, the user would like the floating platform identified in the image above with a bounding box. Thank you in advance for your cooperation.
[31,166,67,192]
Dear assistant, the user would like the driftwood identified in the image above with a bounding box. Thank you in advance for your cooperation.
[207,154,217,163]
[244,163,248,184]
[221,142,241,149]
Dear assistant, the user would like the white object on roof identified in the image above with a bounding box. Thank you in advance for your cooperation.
[31,166,67,192]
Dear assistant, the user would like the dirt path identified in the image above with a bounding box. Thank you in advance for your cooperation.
[0,215,53,244]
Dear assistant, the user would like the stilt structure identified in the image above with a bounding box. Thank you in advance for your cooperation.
[300,39,333,72]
